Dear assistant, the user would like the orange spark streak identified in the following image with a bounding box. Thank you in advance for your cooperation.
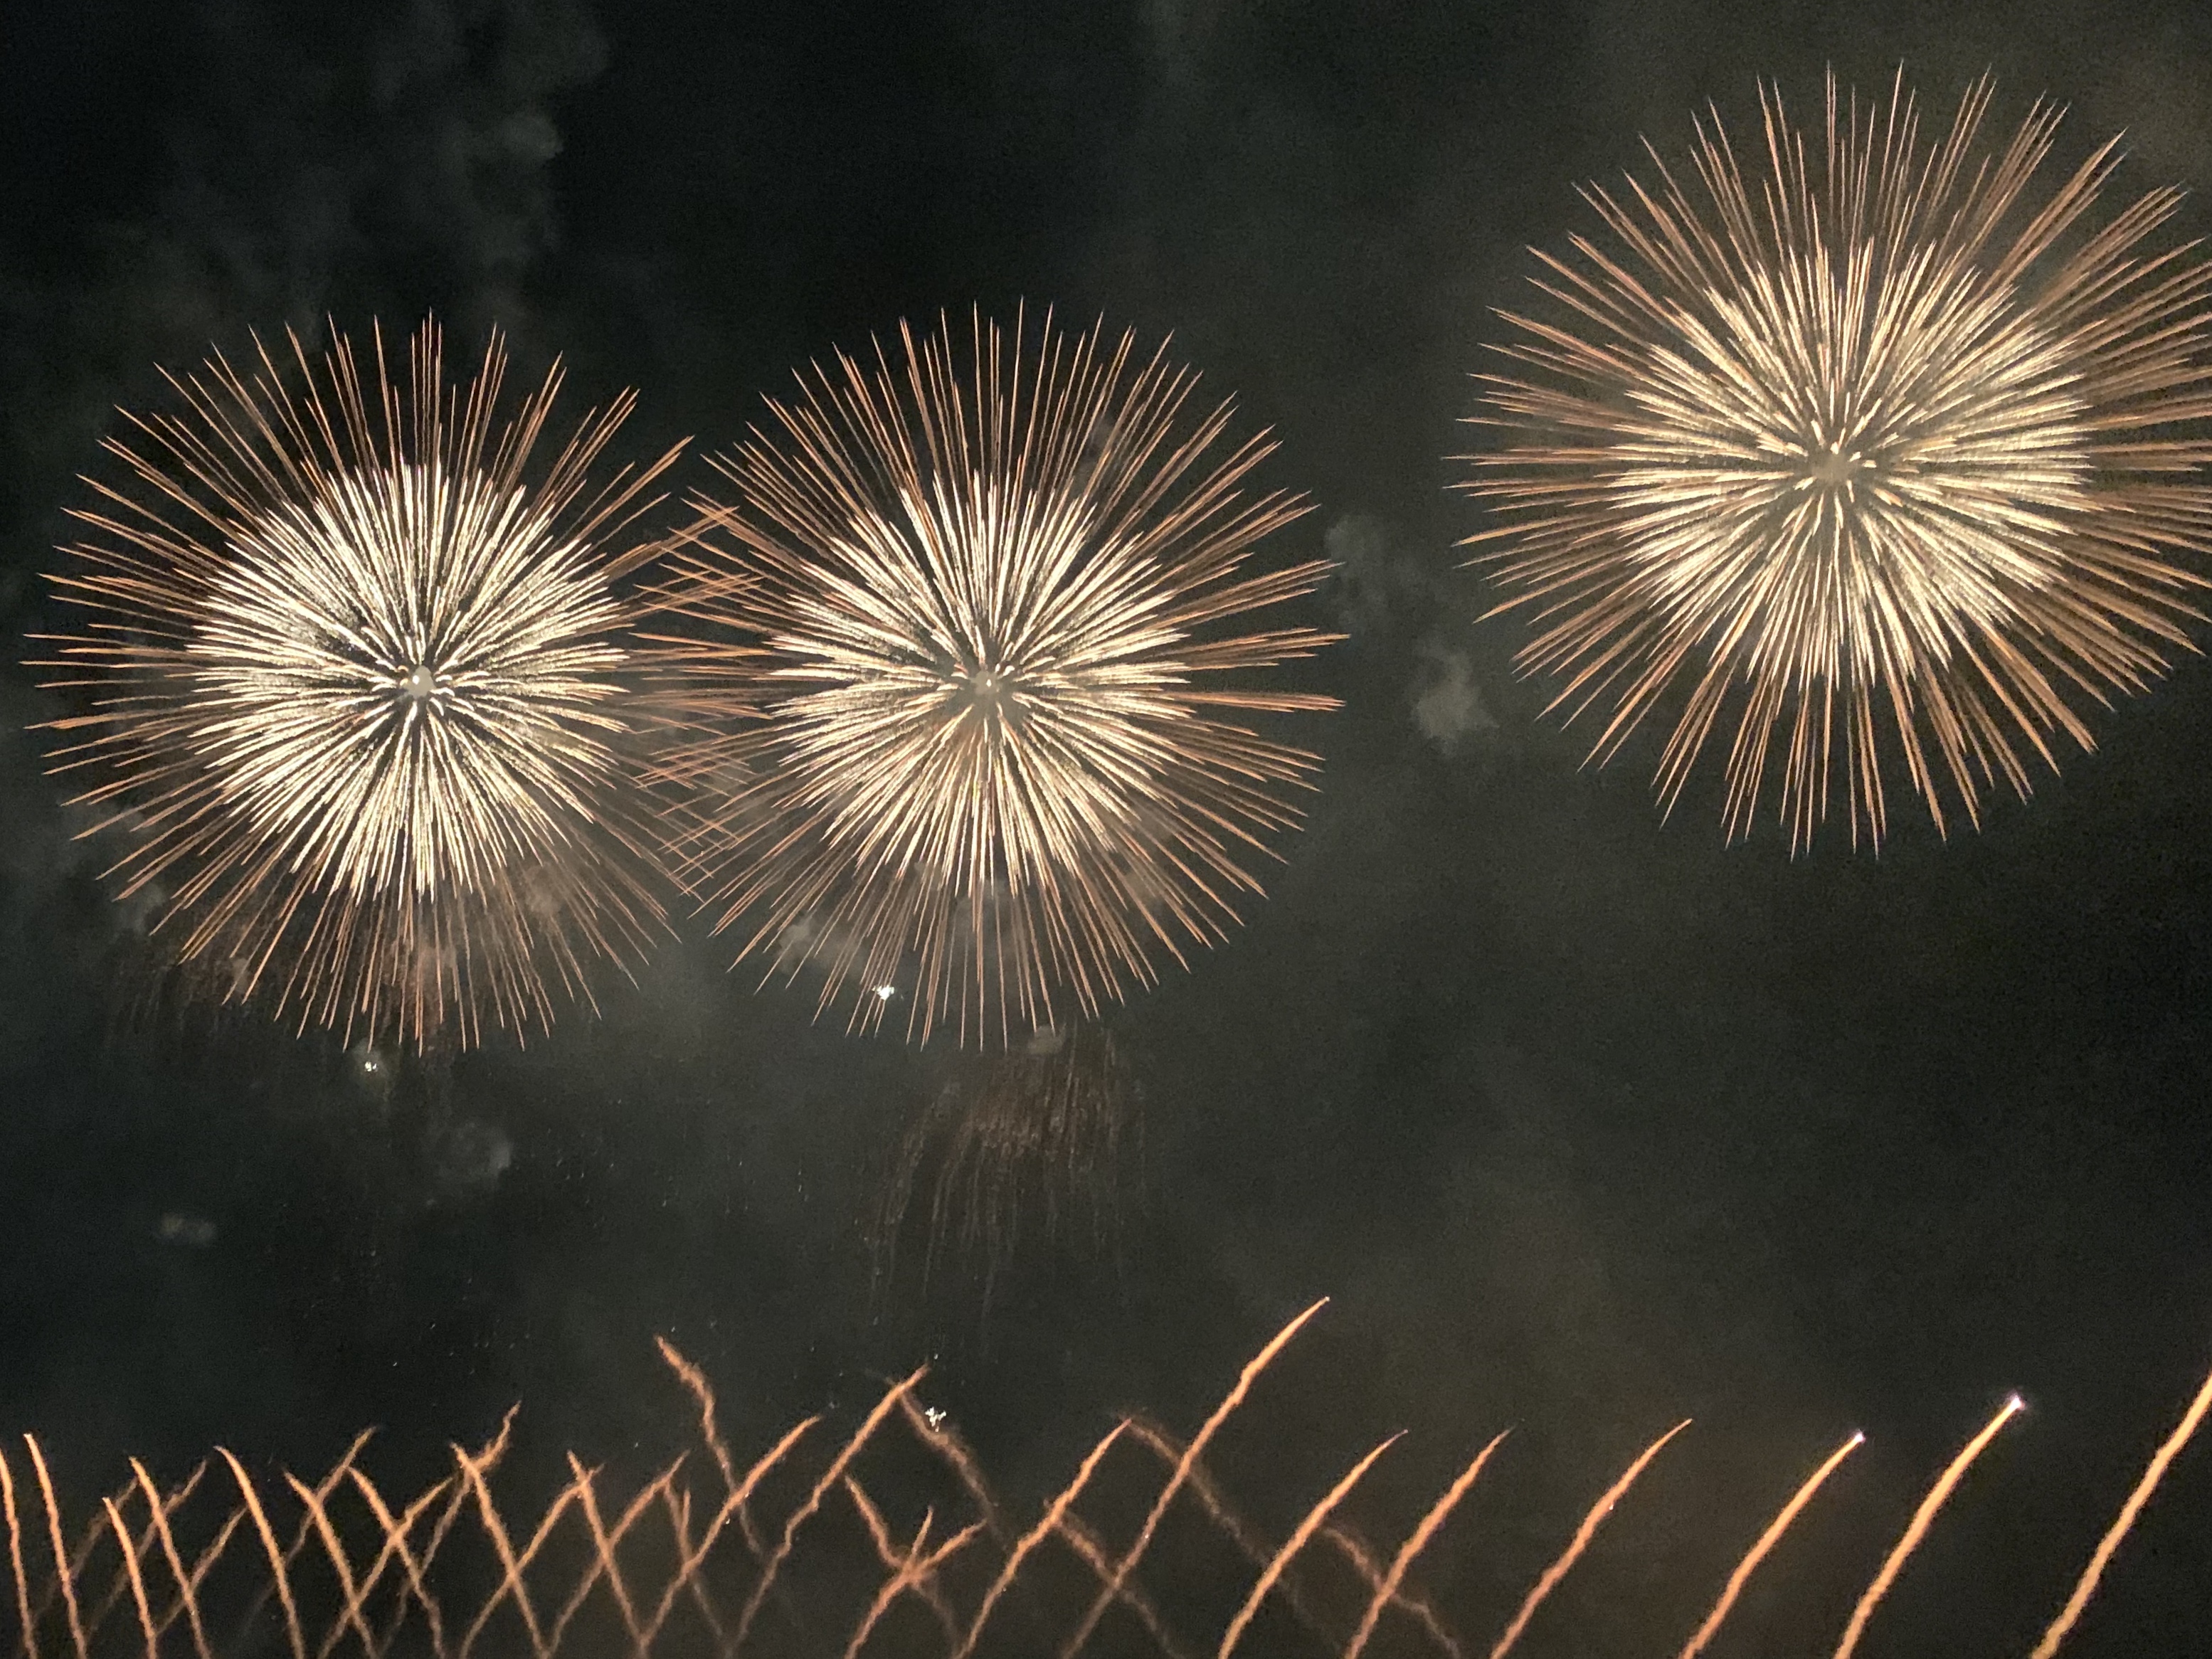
[1677,1431,1863,1659]
[2029,1362,2212,1659]
[1490,1419,1691,1659]
[1831,1395,2023,1659]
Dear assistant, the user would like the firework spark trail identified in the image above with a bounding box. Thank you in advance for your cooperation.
[650,308,1340,1046]
[1057,1299,1328,1659]
[9,1332,2212,1658]
[953,1421,1126,1659]
[2029,1361,2212,1659]
[1676,1431,1862,1659]
[1217,1431,1402,1658]
[1340,1429,1508,1659]
[33,321,685,1046]
[1489,1419,1690,1659]
[1831,1394,2023,1659]
[1464,71,2212,849]
[1116,1415,1460,1655]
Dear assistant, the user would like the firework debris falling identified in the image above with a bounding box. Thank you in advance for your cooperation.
[32,320,687,1049]
[647,308,1340,1046]
[871,1023,1144,1315]
[1464,72,2212,849]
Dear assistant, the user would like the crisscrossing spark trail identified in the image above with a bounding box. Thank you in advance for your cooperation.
[652,310,1339,1045]
[1463,72,2212,848]
[34,322,685,1046]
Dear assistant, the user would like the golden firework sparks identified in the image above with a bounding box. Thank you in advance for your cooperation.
[651,309,1339,1046]
[33,320,687,1048]
[1463,72,2212,848]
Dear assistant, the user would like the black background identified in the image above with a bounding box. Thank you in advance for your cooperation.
[4,1,2212,1653]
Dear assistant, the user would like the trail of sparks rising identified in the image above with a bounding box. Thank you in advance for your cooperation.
[1677,1431,1863,1659]
[1340,1427,1511,1659]
[33,321,685,1048]
[1489,1419,1691,1659]
[649,309,1339,1046]
[2029,1360,2212,1659]
[1464,70,2212,849]
[1831,1394,2023,1659]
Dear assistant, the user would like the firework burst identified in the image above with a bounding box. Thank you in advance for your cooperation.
[1463,72,2212,848]
[34,321,686,1047]
[651,310,1338,1045]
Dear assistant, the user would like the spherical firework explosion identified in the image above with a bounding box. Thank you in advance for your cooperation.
[655,310,1338,1045]
[34,322,686,1047]
[1463,73,2212,848]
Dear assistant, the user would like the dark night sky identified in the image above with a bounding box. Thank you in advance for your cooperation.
[5,1,2212,1654]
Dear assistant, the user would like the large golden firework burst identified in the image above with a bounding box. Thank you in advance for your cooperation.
[651,310,1338,1046]
[1463,72,2212,848]
[34,321,686,1047]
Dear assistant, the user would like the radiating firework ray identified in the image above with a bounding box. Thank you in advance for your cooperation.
[32,320,687,1048]
[648,308,1339,1046]
[1462,71,2212,849]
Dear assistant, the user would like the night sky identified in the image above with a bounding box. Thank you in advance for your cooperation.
[6,1,2212,1655]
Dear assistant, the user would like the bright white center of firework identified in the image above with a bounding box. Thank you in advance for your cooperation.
[1806,448,1865,487]
[1623,270,2096,632]
[961,667,1011,702]
[190,460,628,903]
[874,983,898,1002]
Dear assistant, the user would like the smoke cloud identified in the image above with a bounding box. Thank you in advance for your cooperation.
[1,0,606,627]
[1325,513,1498,757]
